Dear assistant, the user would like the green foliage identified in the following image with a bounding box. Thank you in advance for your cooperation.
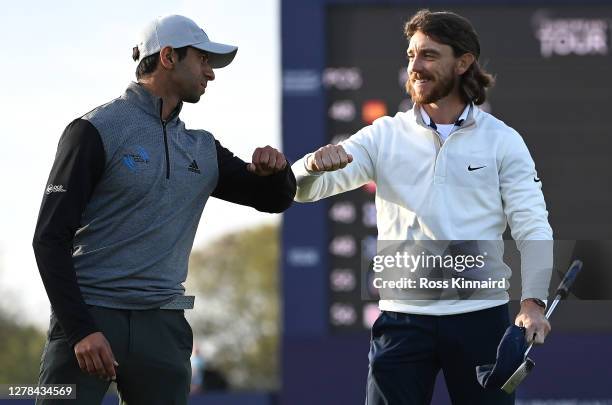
[186,224,280,390]
[0,312,46,384]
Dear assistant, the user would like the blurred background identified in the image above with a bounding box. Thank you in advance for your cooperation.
[1,0,611,404]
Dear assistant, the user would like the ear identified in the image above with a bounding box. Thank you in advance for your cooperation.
[455,53,475,75]
[159,46,175,70]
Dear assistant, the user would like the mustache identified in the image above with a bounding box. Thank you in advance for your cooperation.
[410,72,434,81]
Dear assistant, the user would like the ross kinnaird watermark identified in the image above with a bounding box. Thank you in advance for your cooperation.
[372,276,508,290]
[369,250,507,290]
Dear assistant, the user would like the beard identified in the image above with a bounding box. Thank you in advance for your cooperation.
[406,68,457,104]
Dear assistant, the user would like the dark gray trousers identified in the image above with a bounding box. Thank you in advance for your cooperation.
[37,306,193,405]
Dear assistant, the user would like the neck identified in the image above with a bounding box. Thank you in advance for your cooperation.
[421,91,467,125]
[138,77,180,121]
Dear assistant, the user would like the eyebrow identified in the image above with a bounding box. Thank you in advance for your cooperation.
[407,47,442,56]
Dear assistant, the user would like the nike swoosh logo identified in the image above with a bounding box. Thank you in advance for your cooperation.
[534,177,541,182]
[468,165,486,171]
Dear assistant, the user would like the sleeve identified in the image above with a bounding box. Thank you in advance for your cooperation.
[211,140,296,213]
[499,131,553,301]
[292,122,379,203]
[32,118,106,348]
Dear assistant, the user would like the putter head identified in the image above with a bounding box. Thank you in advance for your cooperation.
[501,357,535,394]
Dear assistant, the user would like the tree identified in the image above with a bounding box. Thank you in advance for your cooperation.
[0,311,46,384]
[186,224,280,390]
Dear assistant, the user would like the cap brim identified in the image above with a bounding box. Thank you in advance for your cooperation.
[192,41,238,69]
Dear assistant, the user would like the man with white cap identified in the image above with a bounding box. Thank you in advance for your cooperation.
[33,15,296,404]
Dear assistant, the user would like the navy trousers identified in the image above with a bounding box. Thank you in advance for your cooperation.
[366,304,514,405]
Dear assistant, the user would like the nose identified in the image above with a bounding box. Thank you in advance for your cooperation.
[408,59,423,74]
[203,61,215,81]
[409,56,424,75]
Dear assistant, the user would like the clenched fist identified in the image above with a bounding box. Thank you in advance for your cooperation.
[246,145,288,176]
[306,144,353,172]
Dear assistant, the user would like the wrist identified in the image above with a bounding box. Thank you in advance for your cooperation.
[521,298,546,311]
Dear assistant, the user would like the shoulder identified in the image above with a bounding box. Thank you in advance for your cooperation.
[183,127,217,149]
[374,110,413,130]
[351,110,412,141]
[81,96,131,126]
[185,127,215,140]
[473,108,530,156]
[58,118,102,147]
[473,107,522,140]
[77,97,144,162]
[79,97,140,144]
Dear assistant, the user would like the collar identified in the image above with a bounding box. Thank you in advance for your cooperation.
[123,81,183,122]
[419,103,471,131]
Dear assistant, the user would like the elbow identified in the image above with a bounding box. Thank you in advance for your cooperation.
[32,228,70,258]
[265,175,296,212]
[294,187,321,203]
[32,233,46,276]
[275,192,295,213]
[32,230,45,253]
[259,193,295,213]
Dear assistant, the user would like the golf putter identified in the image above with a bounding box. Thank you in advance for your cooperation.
[501,259,583,394]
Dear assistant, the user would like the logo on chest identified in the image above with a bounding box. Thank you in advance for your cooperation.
[122,146,150,171]
[188,160,201,174]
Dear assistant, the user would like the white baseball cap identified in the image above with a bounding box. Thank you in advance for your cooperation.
[135,15,238,69]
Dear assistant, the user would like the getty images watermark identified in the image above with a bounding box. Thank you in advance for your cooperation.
[359,240,541,301]
[371,249,507,290]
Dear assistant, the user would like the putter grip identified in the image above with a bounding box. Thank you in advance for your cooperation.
[556,259,583,299]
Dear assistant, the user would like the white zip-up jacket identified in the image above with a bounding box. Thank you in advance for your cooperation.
[293,104,553,315]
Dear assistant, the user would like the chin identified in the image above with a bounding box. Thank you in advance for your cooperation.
[407,87,431,104]
[183,94,201,104]
[417,94,437,104]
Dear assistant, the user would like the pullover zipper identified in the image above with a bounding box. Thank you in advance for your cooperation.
[162,120,170,179]
[160,101,170,179]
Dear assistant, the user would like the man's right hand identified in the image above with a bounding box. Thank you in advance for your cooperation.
[74,332,119,381]
[306,144,353,172]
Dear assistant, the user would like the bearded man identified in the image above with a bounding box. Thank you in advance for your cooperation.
[291,9,553,405]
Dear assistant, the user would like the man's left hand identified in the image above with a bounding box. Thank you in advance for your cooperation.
[247,145,288,176]
[515,299,551,345]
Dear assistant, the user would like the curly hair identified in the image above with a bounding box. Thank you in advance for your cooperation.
[405,9,495,105]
